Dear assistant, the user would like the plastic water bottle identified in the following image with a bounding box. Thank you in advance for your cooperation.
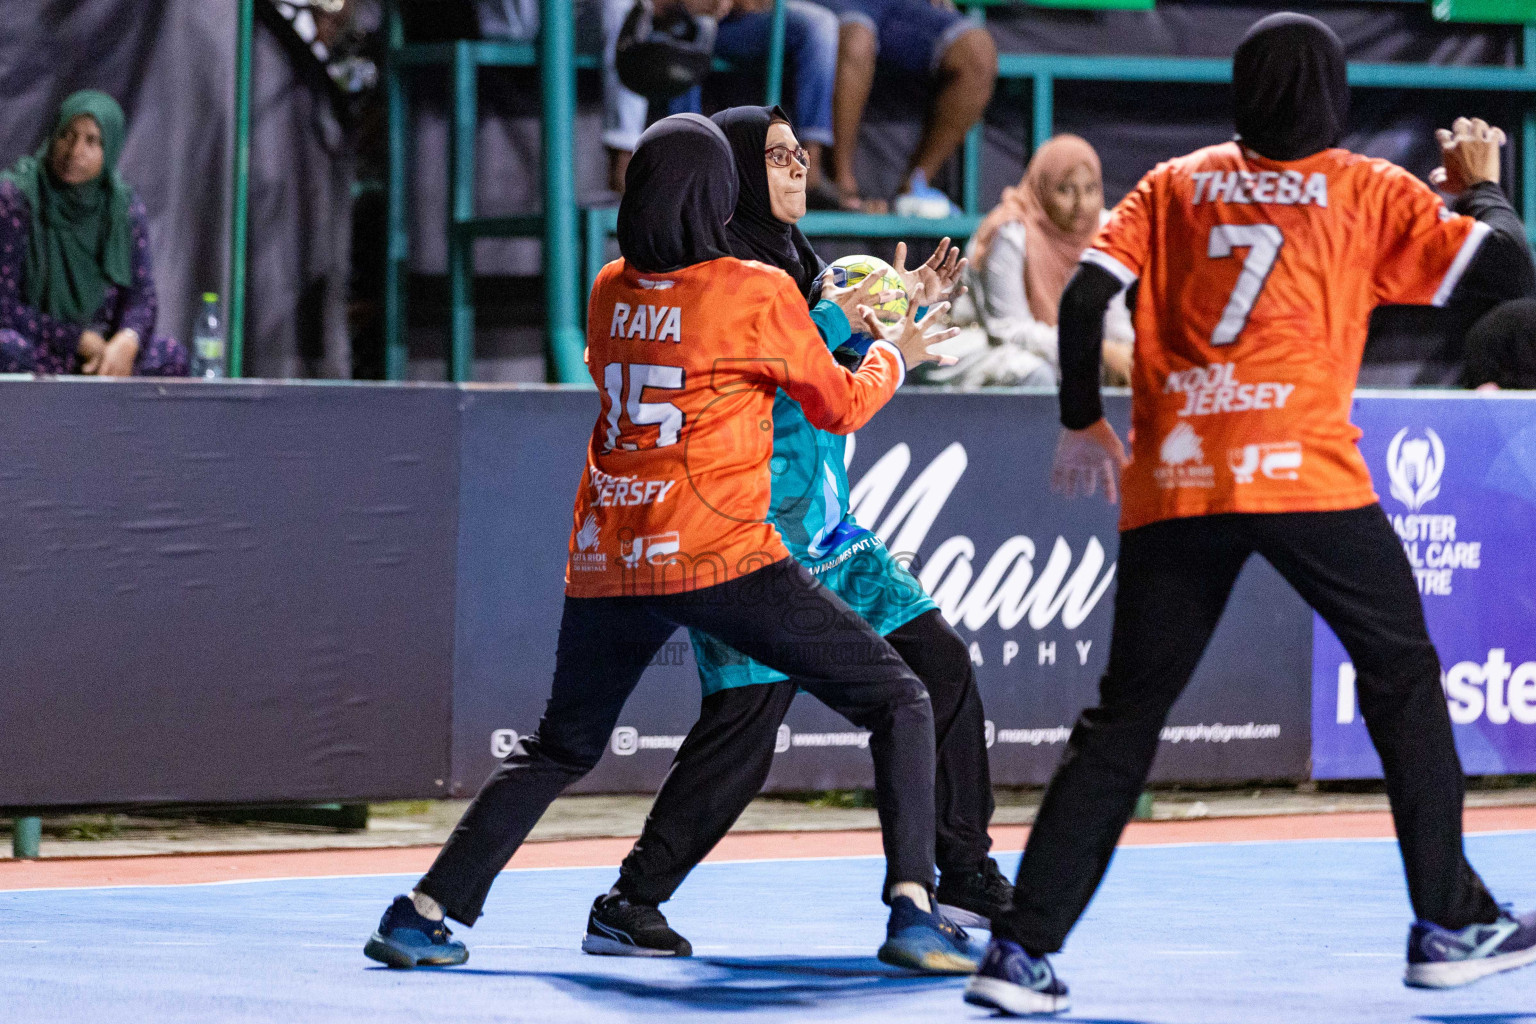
[191,292,227,378]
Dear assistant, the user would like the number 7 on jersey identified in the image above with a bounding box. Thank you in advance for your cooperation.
[1208,224,1284,346]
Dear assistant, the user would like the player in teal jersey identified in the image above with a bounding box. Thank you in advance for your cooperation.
[582,106,1009,964]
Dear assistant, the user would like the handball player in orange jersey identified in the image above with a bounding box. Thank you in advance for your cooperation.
[362,113,979,973]
[965,13,1536,1016]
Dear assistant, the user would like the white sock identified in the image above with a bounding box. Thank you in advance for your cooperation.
[888,882,930,912]
[411,889,445,922]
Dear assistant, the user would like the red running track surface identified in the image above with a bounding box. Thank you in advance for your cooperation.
[5,804,1535,891]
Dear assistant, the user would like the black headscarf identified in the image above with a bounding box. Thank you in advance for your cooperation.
[616,113,737,273]
[710,105,825,300]
[1233,13,1349,162]
[1462,298,1536,390]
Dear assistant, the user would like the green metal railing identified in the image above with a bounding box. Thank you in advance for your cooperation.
[230,0,255,378]
[382,0,790,382]
[382,0,983,383]
[381,2,1536,384]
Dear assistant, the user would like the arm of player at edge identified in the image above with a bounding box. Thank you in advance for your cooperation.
[1050,116,1536,505]
[766,278,958,435]
[1430,118,1536,309]
[1050,262,1129,503]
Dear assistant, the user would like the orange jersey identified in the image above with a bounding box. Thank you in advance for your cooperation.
[1088,142,1488,531]
[565,257,905,597]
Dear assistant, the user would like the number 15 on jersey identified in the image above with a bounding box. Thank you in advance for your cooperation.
[602,362,685,452]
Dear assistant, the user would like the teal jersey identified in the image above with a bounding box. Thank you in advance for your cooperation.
[690,300,938,695]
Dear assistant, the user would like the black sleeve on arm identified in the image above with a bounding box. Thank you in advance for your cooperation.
[1448,182,1536,307]
[1058,262,1125,430]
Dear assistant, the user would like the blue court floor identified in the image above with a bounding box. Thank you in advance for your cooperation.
[4,832,1534,1023]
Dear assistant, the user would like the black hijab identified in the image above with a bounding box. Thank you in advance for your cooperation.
[1233,13,1349,162]
[711,105,825,300]
[616,113,738,273]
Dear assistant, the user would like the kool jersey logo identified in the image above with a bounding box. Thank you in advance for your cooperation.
[1387,428,1445,512]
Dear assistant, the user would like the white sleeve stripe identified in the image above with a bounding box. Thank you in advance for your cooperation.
[1431,219,1491,308]
[866,339,906,389]
[1080,248,1139,288]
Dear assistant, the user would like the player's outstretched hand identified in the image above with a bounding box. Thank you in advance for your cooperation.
[892,239,968,307]
[1051,418,1129,504]
[824,276,903,327]
[1430,117,1504,196]
[858,291,959,368]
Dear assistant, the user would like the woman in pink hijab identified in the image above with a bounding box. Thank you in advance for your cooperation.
[952,134,1133,386]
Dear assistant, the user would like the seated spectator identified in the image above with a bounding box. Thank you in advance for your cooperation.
[604,0,840,204]
[1461,298,1536,390]
[937,134,1131,387]
[820,0,996,213]
[0,91,187,377]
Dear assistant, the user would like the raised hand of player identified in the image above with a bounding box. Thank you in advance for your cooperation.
[823,276,903,327]
[892,239,967,307]
[1430,117,1504,196]
[1051,418,1129,504]
[858,288,959,368]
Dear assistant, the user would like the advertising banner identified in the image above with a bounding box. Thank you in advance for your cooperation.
[0,381,459,808]
[1312,394,1536,779]
[454,389,1314,796]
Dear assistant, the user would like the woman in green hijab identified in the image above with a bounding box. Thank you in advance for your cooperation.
[0,90,188,376]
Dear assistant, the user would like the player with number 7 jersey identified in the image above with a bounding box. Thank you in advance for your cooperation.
[966,17,1536,1018]
[567,254,909,598]
[1088,140,1491,531]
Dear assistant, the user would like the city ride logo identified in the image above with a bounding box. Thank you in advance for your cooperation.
[570,513,607,572]
[1384,428,1479,596]
[1153,422,1215,489]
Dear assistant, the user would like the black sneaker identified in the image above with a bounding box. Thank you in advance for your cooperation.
[363,894,469,968]
[936,858,1014,929]
[581,894,693,957]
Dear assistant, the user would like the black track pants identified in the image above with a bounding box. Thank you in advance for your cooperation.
[417,557,937,926]
[992,505,1500,953]
[615,609,996,906]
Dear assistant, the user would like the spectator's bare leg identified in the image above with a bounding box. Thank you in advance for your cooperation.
[832,19,878,212]
[805,141,825,189]
[906,27,996,193]
[607,147,632,194]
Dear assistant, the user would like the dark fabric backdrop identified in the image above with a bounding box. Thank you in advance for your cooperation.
[0,2,1521,377]
[0,1,353,378]
[0,0,235,360]
[395,1,1520,379]
[404,0,1519,278]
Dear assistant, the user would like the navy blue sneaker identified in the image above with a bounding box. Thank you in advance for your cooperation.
[1405,908,1536,988]
[963,937,1070,1016]
[876,895,981,974]
[363,895,469,968]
